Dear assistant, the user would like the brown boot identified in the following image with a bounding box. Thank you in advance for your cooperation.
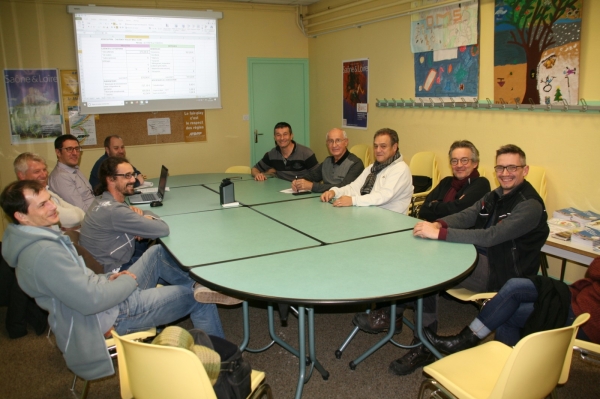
[352,307,403,334]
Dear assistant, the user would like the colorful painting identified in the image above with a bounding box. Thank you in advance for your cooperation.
[414,45,480,99]
[342,59,368,129]
[4,69,63,144]
[411,0,479,53]
[494,0,582,105]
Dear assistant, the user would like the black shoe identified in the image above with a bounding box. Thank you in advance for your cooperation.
[389,339,435,376]
[423,326,481,355]
[352,308,403,334]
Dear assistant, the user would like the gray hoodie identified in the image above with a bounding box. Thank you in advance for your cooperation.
[2,224,137,380]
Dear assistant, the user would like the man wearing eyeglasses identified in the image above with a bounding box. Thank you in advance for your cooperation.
[48,134,95,212]
[79,157,168,274]
[355,144,549,377]
[291,128,364,193]
[417,140,491,221]
[89,135,145,191]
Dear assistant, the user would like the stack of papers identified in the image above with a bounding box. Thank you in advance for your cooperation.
[553,207,600,227]
[571,226,600,248]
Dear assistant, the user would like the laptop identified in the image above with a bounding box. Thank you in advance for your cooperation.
[128,165,168,205]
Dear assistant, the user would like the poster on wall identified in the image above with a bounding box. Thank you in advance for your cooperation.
[342,59,368,130]
[410,0,479,53]
[61,70,97,145]
[4,69,64,144]
[414,45,480,99]
[494,0,582,105]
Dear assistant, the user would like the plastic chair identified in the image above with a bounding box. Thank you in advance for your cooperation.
[444,288,497,309]
[525,165,547,202]
[112,331,271,399]
[477,164,498,190]
[419,313,590,399]
[225,166,252,174]
[409,152,440,215]
[349,143,372,166]
[71,328,157,399]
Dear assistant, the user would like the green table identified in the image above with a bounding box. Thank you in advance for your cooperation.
[204,177,321,206]
[149,172,253,188]
[160,207,321,269]
[253,198,416,243]
[132,185,222,217]
[191,233,476,399]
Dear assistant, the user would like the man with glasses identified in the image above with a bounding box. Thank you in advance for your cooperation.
[89,135,145,191]
[252,122,319,181]
[355,144,549,377]
[80,157,166,274]
[48,134,95,211]
[291,128,364,193]
[418,140,490,221]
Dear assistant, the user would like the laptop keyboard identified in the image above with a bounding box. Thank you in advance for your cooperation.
[141,193,157,201]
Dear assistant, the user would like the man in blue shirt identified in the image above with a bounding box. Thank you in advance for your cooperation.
[89,135,144,190]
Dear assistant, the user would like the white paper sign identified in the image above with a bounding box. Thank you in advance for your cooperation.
[147,118,171,135]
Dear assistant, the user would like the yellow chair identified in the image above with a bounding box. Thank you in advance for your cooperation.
[349,143,372,166]
[225,166,252,174]
[71,328,157,399]
[525,165,547,202]
[408,152,440,216]
[419,313,590,399]
[112,331,271,399]
[477,163,498,190]
[444,288,496,309]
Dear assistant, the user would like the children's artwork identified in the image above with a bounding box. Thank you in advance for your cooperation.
[414,45,480,99]
[411,0,479,53]
[342,59,368,129]
[4,69,63,144]
[494,0,582,105]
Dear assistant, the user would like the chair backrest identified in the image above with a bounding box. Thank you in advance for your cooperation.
[112,331,217,399]
[409,151,440,189]
[525,165,547,202]
[349,143,372,166]
[225,166,251,174]
[489,313,589,399]
[477,163,498,190]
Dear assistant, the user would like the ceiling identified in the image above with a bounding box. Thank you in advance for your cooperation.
[223,0,320,5]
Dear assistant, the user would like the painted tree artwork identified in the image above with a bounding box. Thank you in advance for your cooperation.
[494,0,582,105]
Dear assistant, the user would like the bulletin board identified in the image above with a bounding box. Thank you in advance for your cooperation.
[65,109,207,148]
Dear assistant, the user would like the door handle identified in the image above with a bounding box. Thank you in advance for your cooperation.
[254,130,264,143]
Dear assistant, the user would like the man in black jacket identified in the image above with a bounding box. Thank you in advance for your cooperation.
[418,140,490,221]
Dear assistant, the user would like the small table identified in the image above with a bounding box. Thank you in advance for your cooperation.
[541,236,598,281]
[190,233,476,399]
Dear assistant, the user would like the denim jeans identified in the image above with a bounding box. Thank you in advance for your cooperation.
[112,245,225,338]
[470,278,537,346]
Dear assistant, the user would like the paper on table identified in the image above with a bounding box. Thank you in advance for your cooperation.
[137,181,154,189]
[280,188,309,194]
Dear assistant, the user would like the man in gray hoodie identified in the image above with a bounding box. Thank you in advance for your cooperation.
[0,180,223,381]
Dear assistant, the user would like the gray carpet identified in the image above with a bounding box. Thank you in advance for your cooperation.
[1,297,598,398]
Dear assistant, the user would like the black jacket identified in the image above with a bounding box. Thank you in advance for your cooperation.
[419,176,491,222]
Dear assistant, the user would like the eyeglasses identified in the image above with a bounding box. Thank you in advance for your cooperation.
[113,172,139,179]
[450,157,471,166]
[494,165,525,173]
[60,146,82,153]
[326,139,346,145]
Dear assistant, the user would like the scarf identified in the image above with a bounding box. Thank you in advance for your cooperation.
[442,168,480,203]
[360,152,400,195]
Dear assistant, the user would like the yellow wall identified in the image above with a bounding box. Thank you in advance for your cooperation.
[0,0,308,231]
[307,0,599,281]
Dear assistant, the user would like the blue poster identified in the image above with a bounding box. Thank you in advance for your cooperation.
[342,59,368,129]
[414,45,480,99]
[4,69,63,143]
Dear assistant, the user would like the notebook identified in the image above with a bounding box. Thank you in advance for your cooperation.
[128,165,168,205]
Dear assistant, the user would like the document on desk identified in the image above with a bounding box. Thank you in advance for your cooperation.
[280,188,310,194]
[138,187,170,193]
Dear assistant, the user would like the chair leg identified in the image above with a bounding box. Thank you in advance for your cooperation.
[247,383,273,399]
[418,378,455,399]
[71,375,90,399]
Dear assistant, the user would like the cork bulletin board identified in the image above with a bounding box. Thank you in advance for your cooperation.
[65,109,207,148]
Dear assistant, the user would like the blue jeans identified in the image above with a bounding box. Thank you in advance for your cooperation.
[112,245,224,338]
[470,278,537,346]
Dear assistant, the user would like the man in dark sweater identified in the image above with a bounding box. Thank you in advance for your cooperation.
[356,144,549,377]
[251,122,318,182]
[418,140,490,222]
[291,128,364,193]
